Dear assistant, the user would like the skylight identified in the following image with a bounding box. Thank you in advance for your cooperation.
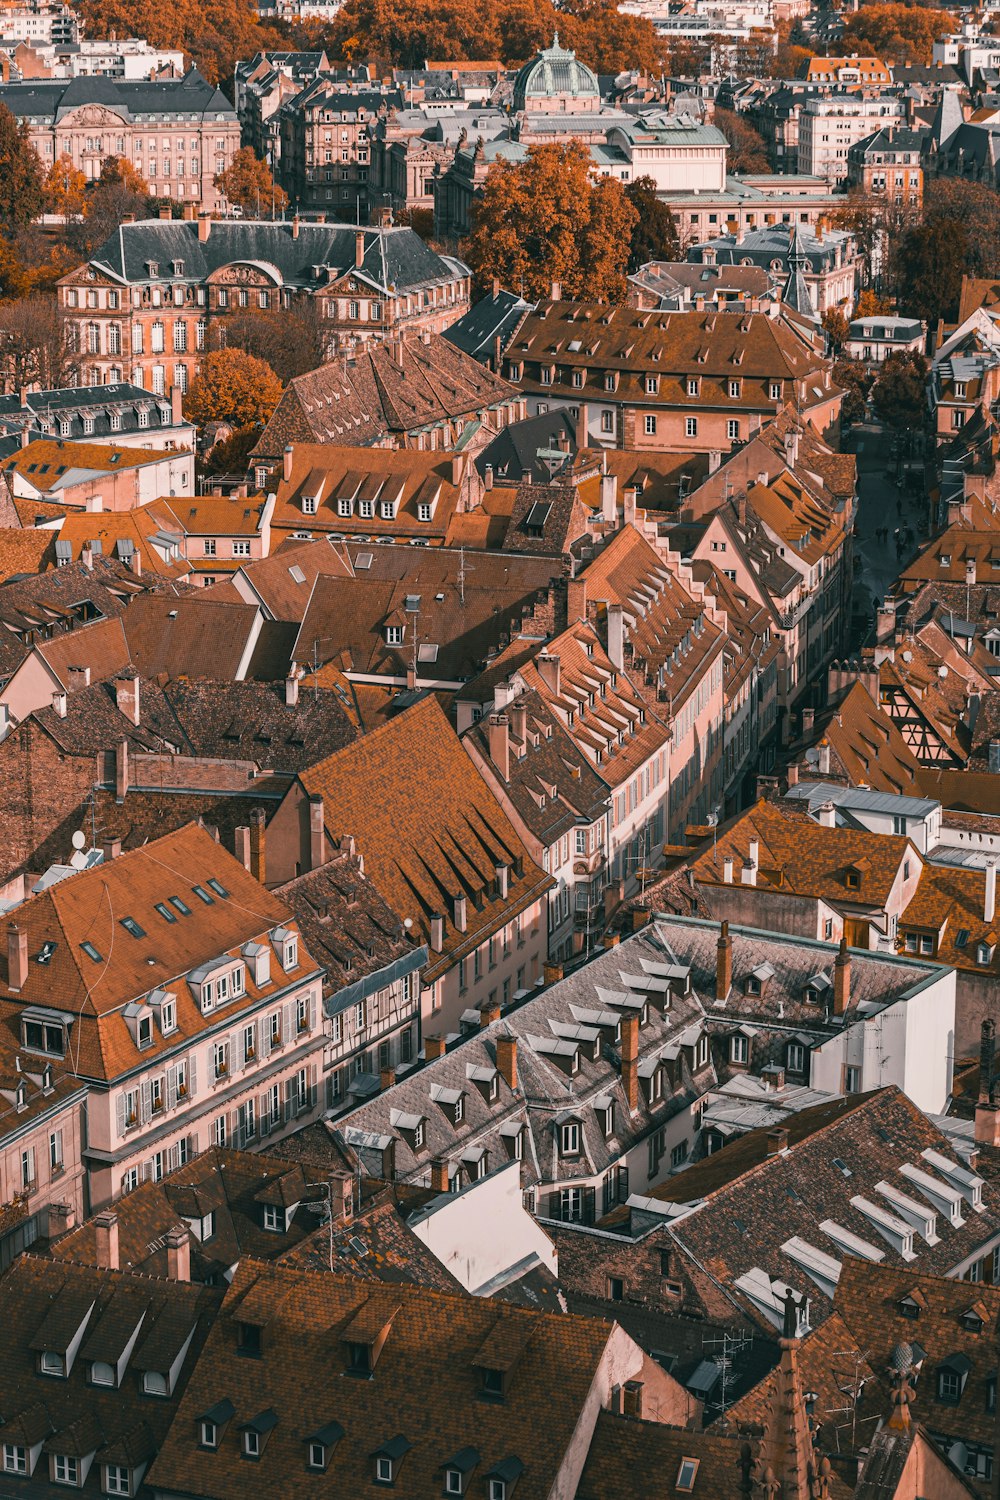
[81,941,102,962]
[192,885,214,905]
[168,896,192,916]
[832,1158,853,1177]
[207,879,229,898]
[288,565,306,584]
[154,903,177,924]
[121,917,145,939]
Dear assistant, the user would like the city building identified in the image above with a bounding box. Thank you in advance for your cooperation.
[3,437,194,510]
[0,68,239,204]
[234,49,331,165]
[58,219,473,393]
[797,94,908,183]
[688,222,858,317]
[843,314,925,364]
[276,79,401,219]
[0,383,195,452]
[805,55,892,88]
[845,125,925,207]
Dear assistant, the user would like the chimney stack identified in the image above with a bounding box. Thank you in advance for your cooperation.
[510,700,527,744]
[380,1066,396,1091]
[292,213,300,240]
[817,801,836,829]
[249,809,266,886]
[7,924,27,990]
[355,229,365,268]
[986,860,997,924]
[767,1127,789,1156]
[607,603,625,671]
[802,707,815,737]
[979,1019,996,1104]
[453,893,467,932]
[480,1000,501,1025]
[197,213,211,242]
[620,1012,639,1114]
[488,713,510,780]
[283,444,293,483]
[834,937,851,1016]
[102,837,122,862]
[496,1033,517,1091]
[94,1211,120,1271]
[115,738,129,802]
[536,653,561,697]
[429,913,444,952]
[567,578,588,624]
[51,689,67,719]
[818,740,831,776]
[285,669,299,707]
[723,855,734,884]
[716,920,732,1001]
[115,672,140,726]
[165,1225,190,1281]
[234,825,251,870]
[309,795,326,871]
[430,1159,450,1193]
[424,1034,447,1061]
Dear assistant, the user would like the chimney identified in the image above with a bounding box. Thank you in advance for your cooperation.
[567,577,588,623]
[986,860,997,924]
[453,893,467,932]
[488,713,510,780]
[509,701,527,744]
[818,740,831,776]
[81,543,93,571]
[94,1211,120,1271]
[197,214,211,242]
[496,1033,517,1091]
[51,689,67,718]
[607,603,625,670]
[355,229,365,268]
[802,707,815,737]
[283,444,293,483]
[767,1127,789,1156]
[495,862,508,899]
[165,1225,190,1281]
[787,762,799,788]
[7,924,27,990]
[817,801,836,829]
[620,1013,639,1114]
[429,913,444,951]
[234,825,251,871]
[430,1159,450,1193]
[102,837,122,862]
[309,795,326,871]
[537,653,561,697]
[723,855,734,884]
[67,660,93,687]
[834,937,851,1016]
[249,808,266,886]
[450,453,464,488]
[748,837,759,870]
[543,962,563,986]
[292,213,300,240]
[424,1035,446,1061]
[380,1066,396,1091]
[550,279,562,301]
[285,666,299,707]
[716,920,732,1002]
[158,205,171,221]
[575,402,589,449]
[484,463,494,491]
[603,933,620,949]
[115,673,140,726]
[115,738,129,801]
[171,384,183,425]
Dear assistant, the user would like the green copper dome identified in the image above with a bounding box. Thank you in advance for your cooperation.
[512,35,600,112]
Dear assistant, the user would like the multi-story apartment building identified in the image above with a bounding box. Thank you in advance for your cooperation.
[0,69,239,204]
[0,0,77,48]
[265,695,553,1034]
[688,222,858,317]
[507,300,842,452]
[58,217,472,393]
[276,80,400,219]
[797,93,908,182]
[234,49,331,165]
[10,38,186,80]
[846,126,924,206]
[0,823,330,1210]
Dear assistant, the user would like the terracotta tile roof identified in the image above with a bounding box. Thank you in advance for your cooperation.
[745,469,850,565]
[219,537,353,623]
[692,797,914,907]
[0,1257,222,1478]
[12,494,67,526]
[31,615,131,698]
[119,593,262,681]
[578,1410,775,1500]
[4,438,180,482]
[500,478,595,557]
[917,768,1000,818]
[899,523,1000,587]
[835,1259,1000,1462]
[156,494,268,539]
[691,560,781,702]
[801,682,923,796]
[0,558,156,681]
[0,823,320,1082]
[269,444,465,545]
[900,864,1000,977]
[152,677,359,772]
[0,527,56,580]
[643,1087,1000,1327]
[252,334,516,463]
[297,696,552,983]
[290,546,563,686]
[278,1198,463,1290]
[52,1147,325,1278]
[147,1259,614,1499]
[54,509,191,582]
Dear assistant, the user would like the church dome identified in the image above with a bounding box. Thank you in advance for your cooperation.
[512,34,600,112]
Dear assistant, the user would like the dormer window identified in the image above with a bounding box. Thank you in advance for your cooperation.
[22,1017,66,1056]
[40,1350,65,1376]
[307,1424,343,1472]
[90,1359,115,1387]
[386,625,403,645]
[380,499,397,520]
[199,1400,234,1450]
[302,495,317,514]
[373,1437,411,1485]
[480,1367,504,1401]
[559,1121,580,1156]
[263,1205,285,1232]
[337,498,353,517]
[977,942,995,966]
[241,1411,277,1459]
[937,1356,971,1404]
[137,1015,152,1049]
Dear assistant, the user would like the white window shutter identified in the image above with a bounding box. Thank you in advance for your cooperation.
[284,1078,295,1122]
[116,1092,127,1137]
[188,1053,198,1099]
[259,1019,271,1061]
[140,1080,152,1124]
[166,1066,177,1111]
[283,1001,295,1045]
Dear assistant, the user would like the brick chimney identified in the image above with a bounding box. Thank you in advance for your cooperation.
[536,653,561,697]
[234,825,251,870]
[424,1034,446,1061]
[429,913,444,951]
[480,1000,501,1025]
[488,713,510,780]
[567,577,588,624]
[716,920,732,1002]
[833,937,851,1016]
[607,604,625,670]
[94,1211,120,1270]
[7,924,27,990]
[283,444,293,483]
[543,962,563,986]
[496,1033,517,1091]
[620,1012,639,1114]
[767,1127,789,1156]
[292,213,300,240]
[102,837,122,861]
[380,1066,396,1091]
[165,1225,190,1281]
[115,672,140,726]
[115,739,129,802]
[355,229,365,268]
[430,1159,450,1193]
[249,808,266,886]
[309,795,326,871]
[197,213,211,242]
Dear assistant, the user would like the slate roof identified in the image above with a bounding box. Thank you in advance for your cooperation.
[0,67,234,122]
[475,410,577,486]
[0,383,192,446]
[146,1259,614,1500]
[335,921,717,1195]
[442,288,533,363]
[52,1147,325,1278]
[278,1197,462,1290]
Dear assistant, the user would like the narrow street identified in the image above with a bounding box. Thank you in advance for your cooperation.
[845,421,928,648]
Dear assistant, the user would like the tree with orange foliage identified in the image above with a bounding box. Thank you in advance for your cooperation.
[43,154,87,220]
[184,348,283,429]
[215,147,288,217]
[462,141,638,302]
[835,4,954,66]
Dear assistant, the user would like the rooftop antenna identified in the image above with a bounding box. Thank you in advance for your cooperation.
[457,546,474,607]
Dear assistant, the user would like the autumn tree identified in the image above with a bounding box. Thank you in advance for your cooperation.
[0,104,44,232]
[43,154,87,220]
[555,0,660,75]
[833,358,871,426]
[207,307,325,383]
[893,217,967,322]
[215,146,288,217]
[0,295,79,390]
[625,176,679,269]
[462,141,637,302]
[856,289,893,317]
[184,348,283,429]
[871,351,927,432]
[714,108,770,174]
[70,156,154,255]
[834,5,955,66]
[821,306,850,351]
[203,422,261,474]
[70,0,286,86]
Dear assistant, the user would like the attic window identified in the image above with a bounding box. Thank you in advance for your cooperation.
[81,941,102,962]
[977,942,995,966]
[845,871,860,890]
[121,917,145,939]
[207,879,229,898]
[676,1458,700,1493]
[168,896,192,916]
[154,903,177,924]
[192,885,214,905]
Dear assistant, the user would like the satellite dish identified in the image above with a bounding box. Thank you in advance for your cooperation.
[71,830,86,850]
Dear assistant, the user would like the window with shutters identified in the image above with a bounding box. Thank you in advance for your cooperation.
[270,1011,281,1048]
[214,1040,229,1080]
[243,1022,256,1065]
[559,1188,583,1222]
